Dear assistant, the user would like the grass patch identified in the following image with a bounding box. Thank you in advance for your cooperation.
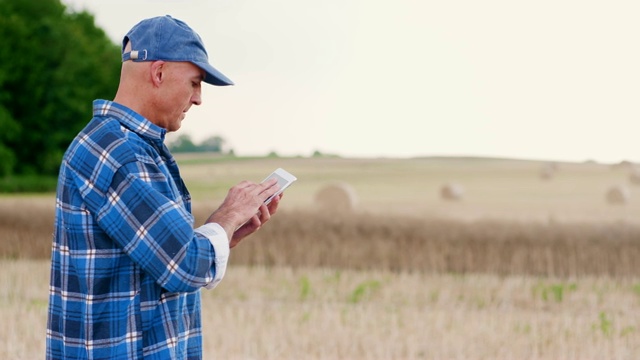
[299,275,311,301]
[0,175,57,193]
[593,312,613,337]
[348,280,381,303]
[533,282,577,302]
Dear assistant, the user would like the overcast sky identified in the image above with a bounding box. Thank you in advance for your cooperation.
[63,0,640,163]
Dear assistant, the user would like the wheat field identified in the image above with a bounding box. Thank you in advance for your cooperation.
[2,156,640,359]
[2,260,639,359]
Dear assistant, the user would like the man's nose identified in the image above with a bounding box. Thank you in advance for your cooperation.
[192,88,202,106]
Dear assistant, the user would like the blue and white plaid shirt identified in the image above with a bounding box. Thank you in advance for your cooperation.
[46,100,230,359]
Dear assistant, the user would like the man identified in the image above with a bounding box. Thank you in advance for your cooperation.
[46,15,281,359]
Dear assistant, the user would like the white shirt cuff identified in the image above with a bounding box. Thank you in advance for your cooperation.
[195,222,230,289]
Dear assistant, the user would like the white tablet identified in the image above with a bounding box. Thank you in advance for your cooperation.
[262,168,297,205]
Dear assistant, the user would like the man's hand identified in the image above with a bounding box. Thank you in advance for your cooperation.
[205,178,281,247]
[229,193,281,248]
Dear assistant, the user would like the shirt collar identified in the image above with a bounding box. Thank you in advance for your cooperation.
[92,99,167,141]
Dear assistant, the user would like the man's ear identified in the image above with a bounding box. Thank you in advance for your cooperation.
[150,61,166,87]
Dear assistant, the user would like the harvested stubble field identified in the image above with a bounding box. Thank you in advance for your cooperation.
[2,156,640,359]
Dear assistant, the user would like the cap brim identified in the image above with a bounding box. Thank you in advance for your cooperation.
[195,61,234,86]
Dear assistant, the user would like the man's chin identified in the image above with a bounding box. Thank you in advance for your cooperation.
[166,120,183,133]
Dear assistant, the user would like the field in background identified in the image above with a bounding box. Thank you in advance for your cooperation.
[177,155,640,224]
[2,156,640,358]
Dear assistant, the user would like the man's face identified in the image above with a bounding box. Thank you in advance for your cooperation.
[154,62,205,132]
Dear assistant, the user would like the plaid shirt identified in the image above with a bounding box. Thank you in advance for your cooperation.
[47,100,230,359]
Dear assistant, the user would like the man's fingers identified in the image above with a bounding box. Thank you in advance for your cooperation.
[226,178,279,221]
[266,193,281,215]
[258,203,271,222]
[257,178,279,202]
[235,180,254,189]
[260,178,278,191]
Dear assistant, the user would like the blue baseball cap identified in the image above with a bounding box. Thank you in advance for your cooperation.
[122,15,233,86]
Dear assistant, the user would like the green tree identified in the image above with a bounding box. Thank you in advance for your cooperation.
[0,0,120,179]
[168,134,198,153]
[199,135,225,153]
[168,134,228,153]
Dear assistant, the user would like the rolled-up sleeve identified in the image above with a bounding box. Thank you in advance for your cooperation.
[194,223,230,289]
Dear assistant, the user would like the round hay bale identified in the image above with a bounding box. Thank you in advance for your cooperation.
[440,182,464,201]
[605,185,630,205]
[629,168,640,185]
[314,182,357,211]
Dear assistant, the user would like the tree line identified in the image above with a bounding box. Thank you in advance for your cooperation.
[0,0,238,192]
[168,134,230,154]
[0,0,121,180]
